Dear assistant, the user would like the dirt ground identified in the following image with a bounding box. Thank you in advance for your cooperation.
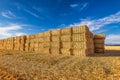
[0,46,120,80]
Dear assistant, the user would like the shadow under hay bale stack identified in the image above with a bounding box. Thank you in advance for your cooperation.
[94,34,106,53]
[60,27,72,55]
[72,25,94,56]
[51,30,61,55]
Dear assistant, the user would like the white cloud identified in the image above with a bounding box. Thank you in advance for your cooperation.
[70,4,79,8]
[106,34,120,45]
[24,9,39,18]
[0,24,26,39]
[1,10,16,18]
[69,11,120,31]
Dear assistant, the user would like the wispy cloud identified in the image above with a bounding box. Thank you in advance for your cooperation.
[1,10,16,19]
[70,4,79,8]
[80,3,88,10]
[0,24,26,39]
[106,34,120,45]
[24,9,39,18]
[70,3,88,11]
[69,11,120,31]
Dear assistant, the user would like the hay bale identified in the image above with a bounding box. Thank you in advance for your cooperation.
[94,39,104,44]
[43,31,51,36]
[72,25,89,34]
[51,48,60,54]
[51,42,60,48]
[38,33,44,38]
[61,42,71,48]
[95,48,104,53]
[61,35,71,42]
[61,48,71,55]
[72,49,86,56]
[34,43,39,48]
[94,44,104,49]
[60,28,72,35]
[38,37,44,42]
[52,36,60,41]
[94,34,106,39]
[43,48,50,54]
[72,42,86,49]
[44,36,51,42]
[44,42,51,48]
[72,33,87,42]
[51,30,60,36]
[38,43,44,48]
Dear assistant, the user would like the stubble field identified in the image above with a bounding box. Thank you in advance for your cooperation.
[0,46,120,80]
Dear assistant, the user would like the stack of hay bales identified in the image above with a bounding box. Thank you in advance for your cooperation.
[33,34,39,53]
[14,36,21,51]
[72,25,94,56]
[0,40,4,50]
[51,30,61,55]
[5,38,14,50]
[28,34,36,52]
[60,28,72,55]
[37,33,44,53]
[43,31,51,54]
[94,34,106,53]
[25,35,30,52]
[19,36,26,51]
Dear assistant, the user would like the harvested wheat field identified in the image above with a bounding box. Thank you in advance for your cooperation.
[0,46,120,80]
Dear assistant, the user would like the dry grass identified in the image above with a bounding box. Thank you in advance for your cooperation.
[105,46,120,50]
[0,46,120,80]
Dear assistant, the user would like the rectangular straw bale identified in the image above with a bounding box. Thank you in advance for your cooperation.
[51,30,60,36]
[34,43,39,48]
[94,44,104,49]
[51,48,60,54]
[61,35,71,42]
[94,39,104,44]
[38,43,44,48]
[61,48,71,55]
[61,28,72,35]
[51,42,60,48]
[44,36,51,42]
[30,39,34,43]
[34,48,39,52]
[25,47,29,52]
[72,49,86,56]
[72,25,89,34]
[44,42,51,48]
[94,34,106,39]
[29,34,35,39]
[38,37,44,42]
[72,34,87,42]
[20,36,26,40]
[38,33,44,38]
[43,48,50,54]
[38,48,44,52]
[29,48,34,52]
[72,42,87,49]
[43,31,51,36]
[95,48,104,53]
[51,36,60,41]
[61,42,71,48]
[30,43,34,48]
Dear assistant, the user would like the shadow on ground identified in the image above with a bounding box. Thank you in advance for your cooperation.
[90,50,120,57]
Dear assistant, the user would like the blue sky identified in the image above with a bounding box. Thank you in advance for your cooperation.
[0,0,120,45]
